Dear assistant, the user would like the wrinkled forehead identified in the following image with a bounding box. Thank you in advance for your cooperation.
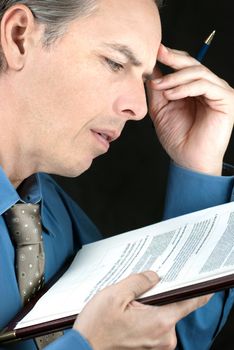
[76,0,161,68]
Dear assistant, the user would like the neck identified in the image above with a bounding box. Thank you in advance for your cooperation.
[0,78,38,188]
[0,148,37,188]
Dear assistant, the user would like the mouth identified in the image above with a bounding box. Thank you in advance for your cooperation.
[91,129,120,151]
[96,132,111,142]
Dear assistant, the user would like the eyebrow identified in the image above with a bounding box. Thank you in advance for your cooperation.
[102,42,155,81]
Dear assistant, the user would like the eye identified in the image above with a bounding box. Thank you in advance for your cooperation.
[104,57,124,72]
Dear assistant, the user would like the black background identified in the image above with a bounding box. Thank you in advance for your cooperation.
[53,1,234,348]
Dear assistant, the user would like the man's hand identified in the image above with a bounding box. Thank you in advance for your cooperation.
[147,44,234,176]
[74,271,211,350]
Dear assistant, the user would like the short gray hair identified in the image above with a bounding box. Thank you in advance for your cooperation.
[0,0,162,71]
[0,1,98,45]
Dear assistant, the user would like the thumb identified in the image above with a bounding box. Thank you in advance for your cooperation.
[116,271,159,303]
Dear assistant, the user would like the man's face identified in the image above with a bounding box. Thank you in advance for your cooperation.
[20,0,161,176]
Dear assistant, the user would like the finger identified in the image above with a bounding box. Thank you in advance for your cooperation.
[154,327,177,350]
[146,84,169,117]
[146,66,169,114]
[162,294,213,324]
[163,78,234,107]
[157,43,200,71]
[151,65,230,91]
[114,271,159,304]
[150,64,163,80]
[160,44,194,57]
[159,44,191,57]
[146,327,177,350]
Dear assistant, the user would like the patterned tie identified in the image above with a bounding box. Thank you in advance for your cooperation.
[4,203,62,349]
[4,203,45,304]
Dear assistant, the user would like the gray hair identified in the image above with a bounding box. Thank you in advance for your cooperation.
[0,1,98,45]
[0,0,163,70]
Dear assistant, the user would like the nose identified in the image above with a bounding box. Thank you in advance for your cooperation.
[113,81,148,121]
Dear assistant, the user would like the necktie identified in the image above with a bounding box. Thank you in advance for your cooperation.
[4,203,63,349]
[4,203,45,304]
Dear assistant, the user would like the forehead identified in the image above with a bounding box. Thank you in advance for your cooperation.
[71,0,161,66]
[97,0,161,42]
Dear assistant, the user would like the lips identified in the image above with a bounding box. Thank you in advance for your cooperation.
[91,129,120,142]
[97,132,110,141]
[91,129,121,152]
[91,131,109,151]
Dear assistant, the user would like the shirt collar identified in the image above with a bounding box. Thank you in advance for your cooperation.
[0,166,42,215]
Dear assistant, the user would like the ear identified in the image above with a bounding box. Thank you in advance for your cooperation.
[0,4,39,71]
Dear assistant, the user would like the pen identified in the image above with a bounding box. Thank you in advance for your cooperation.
[196,30,216,62]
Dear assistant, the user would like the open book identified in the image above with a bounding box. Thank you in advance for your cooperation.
[1,202,234,343]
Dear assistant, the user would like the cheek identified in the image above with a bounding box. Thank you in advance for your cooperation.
[53,59,115,117]
[51,72,108,122]
[65,85,112,129]
[27,53,114,129]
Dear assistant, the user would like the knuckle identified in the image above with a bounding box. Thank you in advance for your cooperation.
[221,78,231,88]
[181,50,189,56]
[165,338,177,350]
[128,273,144,293]
[163,332,177,350]
[157,318,171,333]
[174,85,184,94]
[199,65,209,74]
[138,271,150,280]
[168,334,177,350]
[201,79,209,88]
[135,272,153,286]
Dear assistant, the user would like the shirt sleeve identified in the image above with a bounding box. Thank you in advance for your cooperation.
[45,329,93,350]
[163,162,234,349]
[163,162,234,219]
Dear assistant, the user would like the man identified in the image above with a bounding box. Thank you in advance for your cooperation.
[0,0,233,349]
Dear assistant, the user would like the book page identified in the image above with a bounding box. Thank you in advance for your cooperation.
[15,202,234,329]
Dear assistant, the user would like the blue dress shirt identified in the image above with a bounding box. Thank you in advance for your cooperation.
[0,162,234,350]
[0,168,101,350]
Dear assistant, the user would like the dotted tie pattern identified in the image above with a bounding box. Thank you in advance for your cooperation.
[4,203,45,305]
[4,203,63,349]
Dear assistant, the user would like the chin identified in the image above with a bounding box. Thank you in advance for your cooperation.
[59,158,94,178]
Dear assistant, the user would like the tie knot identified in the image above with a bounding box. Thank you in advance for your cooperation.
[4,203,42,245]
